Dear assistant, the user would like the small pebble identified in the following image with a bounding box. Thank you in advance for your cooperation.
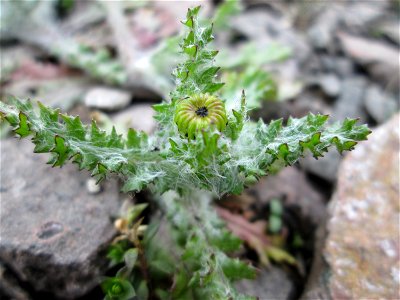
[84,87,131,111]
[86,178,102,194]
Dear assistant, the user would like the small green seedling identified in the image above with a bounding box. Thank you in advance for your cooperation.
[0,6,371,299]
[268,198,283,234]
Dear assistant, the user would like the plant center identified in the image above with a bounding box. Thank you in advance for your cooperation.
[195,106,208,117]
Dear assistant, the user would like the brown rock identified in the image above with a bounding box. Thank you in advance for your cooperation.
[302,113,400,299]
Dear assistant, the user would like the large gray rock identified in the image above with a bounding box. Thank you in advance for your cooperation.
[307,3,341,50]
[0,139,122,298]
[364,85,398,124]
[300,151,341,184]
[338,33,400,91]
[332,76,367,123]
[302,113,400,299]
[311,73,341,98]
[236,266,296,300]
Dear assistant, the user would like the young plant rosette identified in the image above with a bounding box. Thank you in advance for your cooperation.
[0,5,371,300]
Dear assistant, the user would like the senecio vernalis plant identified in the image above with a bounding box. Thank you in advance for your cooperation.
[0,7,370,300]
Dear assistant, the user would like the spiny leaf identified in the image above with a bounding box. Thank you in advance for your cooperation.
[251,113,370,169]
[0,97,160,189]
[127,128,148,149]
[91,163,108,183]
[209,229,242,252]
[14,112,31,137]
[172,6,222,99]
[221,255,256,281]
[226,90,247,140]
[160,192,256,299]
[51,135,70,167]
[38,101,59,125]
[61,115,85,140]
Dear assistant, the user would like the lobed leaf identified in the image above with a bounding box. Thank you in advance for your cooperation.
[246,113,371,172]
[0,97,158,190]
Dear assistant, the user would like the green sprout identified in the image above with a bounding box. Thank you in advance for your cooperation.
[101,277,136,300]
[0,6,371,299]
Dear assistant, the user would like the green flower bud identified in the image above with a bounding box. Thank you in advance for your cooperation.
[174,94,227,139]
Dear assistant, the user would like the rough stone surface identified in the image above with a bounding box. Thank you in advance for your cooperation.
[300,150,341,183]
[378,20,400,45]
[111,104,156,134]
[0,139,122,298]
[332,76,367,123]
[307,5,341,50]
[338,33,400,91]
[248,167,327,226]
[307,73,341,98]
[338,32,399,66]
[302,114,400,299]
[231,9,311,63]
[84,87,131,111]
[236,266,296,300]
[364,85,398,124]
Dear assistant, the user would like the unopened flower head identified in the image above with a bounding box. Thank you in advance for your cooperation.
[174,94,227,139]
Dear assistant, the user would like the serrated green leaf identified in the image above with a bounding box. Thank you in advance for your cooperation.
[184,44,197,57]
[61,115,85,140]
[126,128,147,149]
[252,113,370,169]
[90,120,107,146]
[221,256,256,281]
[0,97,161,191]
[91,163,108,183]
[209,229,242,252]
[170,5,223,101]
[38,101,59,125]
[14,112,31,137]
[51,135,70,167]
